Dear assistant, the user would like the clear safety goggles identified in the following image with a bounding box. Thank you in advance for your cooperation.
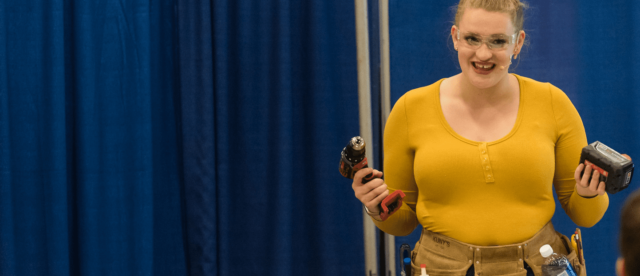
[456,29,518,50]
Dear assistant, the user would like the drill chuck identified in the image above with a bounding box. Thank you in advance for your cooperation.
[339,136,369,179]
[349,136,366,151]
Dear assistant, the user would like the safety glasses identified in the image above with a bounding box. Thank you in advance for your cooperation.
[456,29,518,51]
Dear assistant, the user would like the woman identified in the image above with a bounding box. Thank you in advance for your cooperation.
[352,1,620,275]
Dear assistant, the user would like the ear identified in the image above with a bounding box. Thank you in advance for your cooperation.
[515,30,526,55]
[452,25,459,50]
[616,258,626,276]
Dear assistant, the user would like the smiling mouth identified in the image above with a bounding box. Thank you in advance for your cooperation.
[472,62,495,70]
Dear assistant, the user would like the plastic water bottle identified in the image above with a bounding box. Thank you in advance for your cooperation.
[540,244,577,276]
[420,264,429,276]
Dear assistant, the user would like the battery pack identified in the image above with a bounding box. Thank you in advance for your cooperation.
[579,141,634,194]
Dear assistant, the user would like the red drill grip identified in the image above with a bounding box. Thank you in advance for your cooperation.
[379,190,406,221]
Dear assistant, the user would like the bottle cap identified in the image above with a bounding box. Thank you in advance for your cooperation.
[540,244,554,258]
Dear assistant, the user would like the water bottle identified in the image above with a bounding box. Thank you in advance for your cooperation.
[539,244,577,276]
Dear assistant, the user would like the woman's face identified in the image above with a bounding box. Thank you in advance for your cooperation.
[452,8,521,89]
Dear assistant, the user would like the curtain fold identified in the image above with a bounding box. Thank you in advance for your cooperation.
[178,0,365,275]
[175,0,216,275]
[0,0,184,275]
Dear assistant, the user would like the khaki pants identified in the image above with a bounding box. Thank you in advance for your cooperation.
[410,223,586,276]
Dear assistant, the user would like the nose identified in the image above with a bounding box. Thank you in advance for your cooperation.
[475,43,492,61]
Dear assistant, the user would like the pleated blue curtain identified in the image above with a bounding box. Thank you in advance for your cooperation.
[0,1,69,274]
[2,0,366,275]
[390,1,640,275]
[177,0,365,275]
[0,0,184,275]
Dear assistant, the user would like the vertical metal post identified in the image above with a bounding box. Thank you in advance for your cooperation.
[355,0,378,275]
[378,0,394,274]
[379,0,391,126]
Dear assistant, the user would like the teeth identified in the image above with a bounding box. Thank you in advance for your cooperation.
[474,63,493,69]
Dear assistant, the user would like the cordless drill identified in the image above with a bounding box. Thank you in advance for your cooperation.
[339,136,405,220]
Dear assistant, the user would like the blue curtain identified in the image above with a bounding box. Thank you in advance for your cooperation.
[176,0,365,275]
[389,1,640,275]
[0,0,184,275]
[1,0,365,275]
[7,0,635,275]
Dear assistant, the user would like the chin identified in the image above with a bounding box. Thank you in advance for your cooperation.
[463,69,507,89]
[470,77,500,89]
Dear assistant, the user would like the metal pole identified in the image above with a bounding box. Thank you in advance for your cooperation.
[378,0,394,274]
[355,0,378,275]
[379,0,391,126]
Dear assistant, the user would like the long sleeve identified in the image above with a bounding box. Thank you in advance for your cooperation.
[372,95,420,236]
[550,84,609,227]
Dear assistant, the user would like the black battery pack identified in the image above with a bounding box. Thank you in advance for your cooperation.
[579,141,634,194]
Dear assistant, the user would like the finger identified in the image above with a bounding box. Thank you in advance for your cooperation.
[622,154,632,161]
[363,183,388,202]
[362,169,383,184]
[354,178,384,200]
[362,184,388,207]
[353,168,375,186]
[580,165,593,187]
[597,181,606,195]
[366,189,389,211]
[362,178,385,192]
[361,169,384,184]
[353,169,373,197]
[574,163,585,183]
[373,170,383,178]
[588,170,600,193]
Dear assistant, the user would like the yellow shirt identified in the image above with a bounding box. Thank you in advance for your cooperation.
[375,74,608,245]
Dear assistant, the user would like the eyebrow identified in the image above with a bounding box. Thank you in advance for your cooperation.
[463,32,510,38]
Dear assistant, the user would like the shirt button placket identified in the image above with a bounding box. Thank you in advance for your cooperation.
[479,143,495,183]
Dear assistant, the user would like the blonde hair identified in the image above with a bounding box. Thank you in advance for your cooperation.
[454,0,528,32]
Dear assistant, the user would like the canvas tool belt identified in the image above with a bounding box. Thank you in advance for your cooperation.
[410,222,586,276]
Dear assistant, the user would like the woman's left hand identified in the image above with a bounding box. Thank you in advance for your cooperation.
[574,154,632,197]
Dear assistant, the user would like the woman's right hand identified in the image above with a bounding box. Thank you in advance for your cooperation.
[352,168,388,218]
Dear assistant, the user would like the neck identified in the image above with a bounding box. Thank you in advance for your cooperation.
[455,74,516,107]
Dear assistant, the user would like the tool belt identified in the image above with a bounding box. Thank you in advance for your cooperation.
[410,222,586,276]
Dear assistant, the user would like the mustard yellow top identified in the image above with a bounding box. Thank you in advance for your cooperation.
[375,74,608,245]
